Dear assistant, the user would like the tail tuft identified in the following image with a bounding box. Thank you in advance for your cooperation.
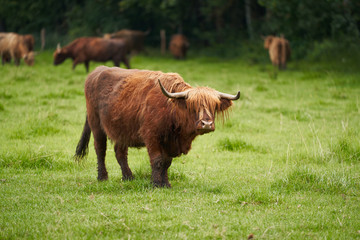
[74,116,91,161]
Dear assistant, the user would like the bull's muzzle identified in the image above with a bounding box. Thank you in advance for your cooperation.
[196,120,215,134]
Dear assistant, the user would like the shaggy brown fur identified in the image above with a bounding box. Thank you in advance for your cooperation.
[169,34,189,59]
[53,37,130,72]
[0,32,35,66]
[75,66,240,187]
[23,34,35,51]
[104,29,149,54]
[263,35,291,70]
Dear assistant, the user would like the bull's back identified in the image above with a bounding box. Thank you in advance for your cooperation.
[85,66,138,103]
[85,66,155,114]
[83,38,124,60]
[269,38,282,65]
[84,66,159,143]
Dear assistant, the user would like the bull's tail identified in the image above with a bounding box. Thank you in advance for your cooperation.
[74,116,91,160]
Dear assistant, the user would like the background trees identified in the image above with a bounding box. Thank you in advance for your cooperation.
[1,0,359,57]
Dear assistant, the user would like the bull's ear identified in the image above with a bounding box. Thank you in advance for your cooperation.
[218,99,232,112]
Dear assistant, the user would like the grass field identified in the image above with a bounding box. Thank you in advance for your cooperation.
[1,50,359,239]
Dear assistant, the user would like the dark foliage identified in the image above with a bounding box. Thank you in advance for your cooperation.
[1,0,359,55]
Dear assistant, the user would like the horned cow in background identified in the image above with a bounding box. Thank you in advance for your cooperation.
[169,34,189,59]
[0,32,35,66]
[75,66,240,187]
[104,29,149,54]
[53,37,130,72]
[263,35,291,70]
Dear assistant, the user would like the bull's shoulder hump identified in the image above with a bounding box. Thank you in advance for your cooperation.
[89,67,146,82]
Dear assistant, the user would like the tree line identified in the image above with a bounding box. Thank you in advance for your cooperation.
[1,0,359,54]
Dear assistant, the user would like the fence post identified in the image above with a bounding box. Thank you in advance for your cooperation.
[160,29,166,55]
[41,28,46,51]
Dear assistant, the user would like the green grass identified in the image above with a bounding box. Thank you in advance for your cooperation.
[1,50,360,239]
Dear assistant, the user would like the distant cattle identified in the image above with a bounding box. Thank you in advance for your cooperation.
[0,32,35,66]
[104,29,149,54]
[23,34,35,51]
[53,37,130,72]
[263,35,291,70]
[169,34,189,59]
[75,66,240,187]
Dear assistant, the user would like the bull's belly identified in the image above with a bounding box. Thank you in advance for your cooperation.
[104,127,144,147]
[128,142,146,148]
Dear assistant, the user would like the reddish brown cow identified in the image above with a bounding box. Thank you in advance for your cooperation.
[104,29,149,54]
[263,35,291,70]
[23,34,35,51]
[75,66,240,187]
[53,37,130,72]
[0,32,35,66]
[169,34,189,59]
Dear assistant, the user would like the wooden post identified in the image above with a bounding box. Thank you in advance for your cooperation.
[245,0,254,40]
[160,29,166,55]
[41,28,45,51]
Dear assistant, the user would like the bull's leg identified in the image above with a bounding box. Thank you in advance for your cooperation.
[148,151,172,187]
[72,59,79,71]
[114,143,134,180]
[84,61,90,72]
[150,155,165,187]
[161,157,173,187]
[122,57,131,69]
[113,60,120,67]
[92,129,108,181]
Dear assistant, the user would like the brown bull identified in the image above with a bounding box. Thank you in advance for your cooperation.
[104,29,149,54]
[263,35,291,70]
[53,37,130,72]
[75,66,240,187]
[169,34,189,59]
[0,32,35,66]
[24,34,35,51]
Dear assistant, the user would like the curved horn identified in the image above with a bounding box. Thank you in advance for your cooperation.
[218,91,240,100]
[158,79,188,99]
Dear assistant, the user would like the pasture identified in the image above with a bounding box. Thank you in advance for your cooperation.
[0,50,359,239]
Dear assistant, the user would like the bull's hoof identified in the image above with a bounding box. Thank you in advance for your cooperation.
[122,175,134,181]
[164,182,172,188]
[97,174,108,181]
[152,181,172,188]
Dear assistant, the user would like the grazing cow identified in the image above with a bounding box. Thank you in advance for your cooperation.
[0,32,35,66]
[75,66,240,187]
[104,29,149,54]
[263,35,291,70]
[169,34,189,59]
[53,37,130,72]
[23,34,35,51]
